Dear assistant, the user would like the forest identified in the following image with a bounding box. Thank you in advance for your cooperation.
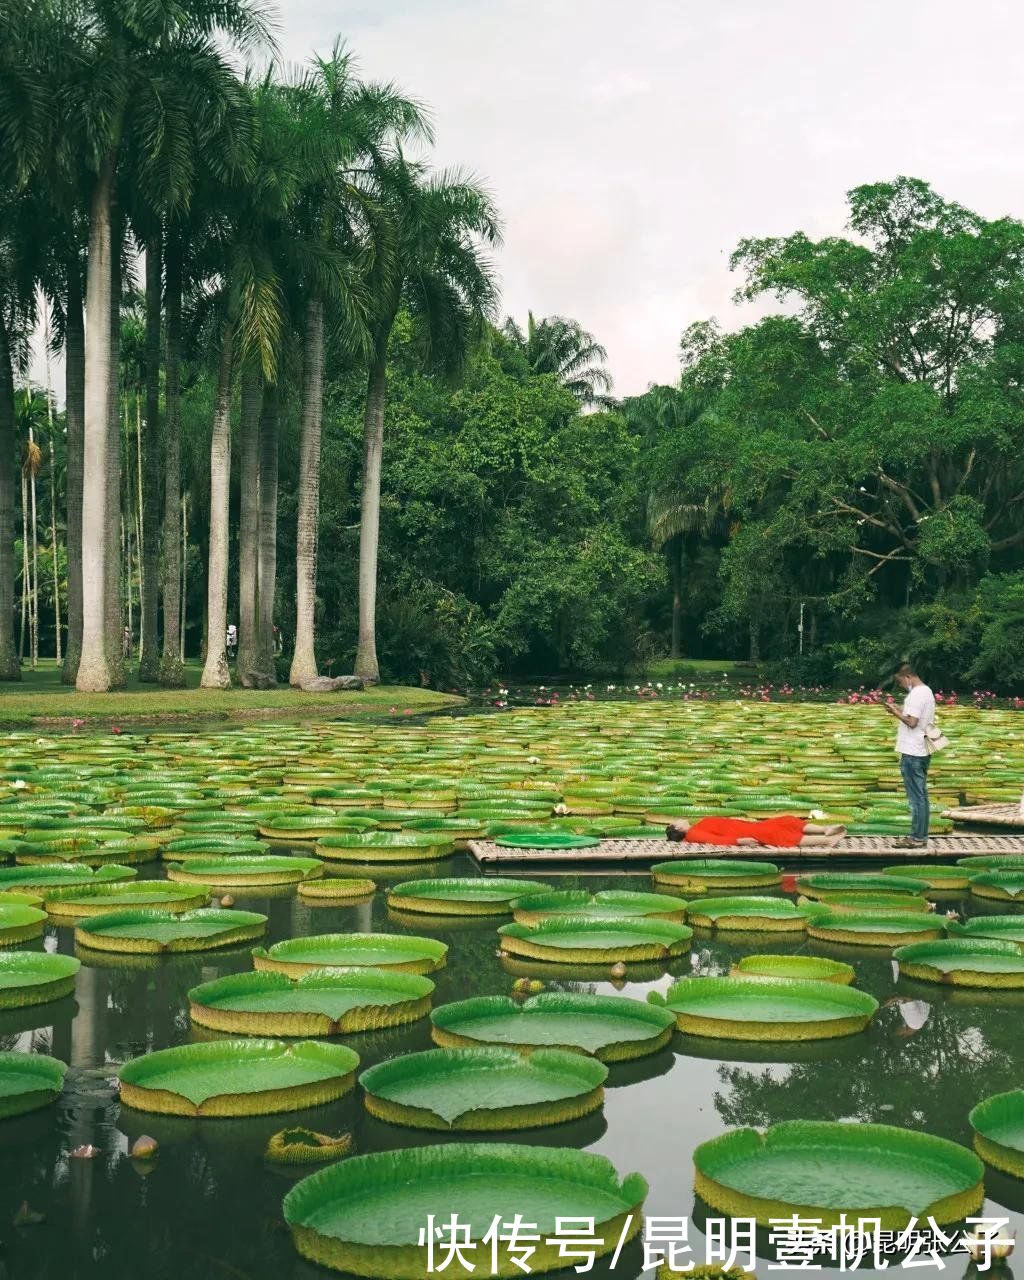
[3,0,1024,693]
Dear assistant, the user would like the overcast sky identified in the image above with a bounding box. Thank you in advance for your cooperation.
[278,0,1024,396]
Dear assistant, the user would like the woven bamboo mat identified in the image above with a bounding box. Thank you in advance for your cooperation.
[942,804,1024,828]
[469,833,1024,866]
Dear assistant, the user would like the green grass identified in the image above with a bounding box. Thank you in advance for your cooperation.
[0,661,463,727]
[640,658,752,679]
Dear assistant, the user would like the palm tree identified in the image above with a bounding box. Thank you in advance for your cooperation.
[286,48,428,688]
[354,162,502,682]
[74,0,273,692]
[503,311,612,407]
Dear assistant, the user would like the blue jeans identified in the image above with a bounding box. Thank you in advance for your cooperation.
[900,753,930,841]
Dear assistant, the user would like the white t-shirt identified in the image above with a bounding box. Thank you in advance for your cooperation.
[897,683,935,757]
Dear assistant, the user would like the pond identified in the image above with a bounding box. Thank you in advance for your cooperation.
[1,705,1023,1279]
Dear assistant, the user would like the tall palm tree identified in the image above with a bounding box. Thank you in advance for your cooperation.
[286,48,427,688]
[354,162,501,682]
[503,311,612,407]
[74,0,273,692]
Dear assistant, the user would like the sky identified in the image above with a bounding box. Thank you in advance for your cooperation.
[277,0,1024,396]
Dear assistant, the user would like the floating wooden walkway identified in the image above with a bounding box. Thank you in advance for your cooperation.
[942,804,1024,829]
[469,833,1024,867]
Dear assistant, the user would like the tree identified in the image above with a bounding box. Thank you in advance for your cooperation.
[354,163,502,682]
[502,311,612,407]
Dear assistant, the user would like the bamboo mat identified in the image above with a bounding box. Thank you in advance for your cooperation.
[469,833,1024,866]
[942,804,1024,828]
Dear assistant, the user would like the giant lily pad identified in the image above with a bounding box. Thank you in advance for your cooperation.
[685,896,809,933]
[118,1038,359,1117]
[44,880,208,919]
[0,1051,67,1119]
[282,1143,647,1276]
[0,903,46,947]
[297,877,376,902]
[315,832,454,863]
[253,932,448,977]
[189,968,434,1035]
[881,864,970,890]
[799,890,931,914]
[162,835,270,861]
[957,855,1024,871]
[969,871,1024,901]
[650,859,781,890]
[512,889,688,925]
[494,833,599,849]
[75,907,267,954]
[0,951,79,1008]
[430,992,675,1061]
[693,1121,984,1228]
[386,877,547,916]
[359,1047,607,1130]
[969,1090,1024,1178]
[0,863,136,891]
[947,916,1024,948]
[651,975,877,1040]
[498,916,692,964]
[805,910,944,948]
[166,855,323,886]
[731,954,855,985]
[796,872,927,901]
[895,939,1024,988]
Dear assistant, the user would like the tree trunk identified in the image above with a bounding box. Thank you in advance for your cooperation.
[354,344,387,683]
[62,266,84,683]
[180,493,187,661]
[48,436,61,662]
[138,234,161,680]
[257,381,279,676]
[236,360,262,684]
[19,469,28,660]
[669,536,683,660]
[77,154,116,692]
[200,320,235,689]
[159,237,184,686]
[0,308,18,679]
[748,616,760,663]
[289,296,324,688]
[104,222,124,688]
[29,431,38,667]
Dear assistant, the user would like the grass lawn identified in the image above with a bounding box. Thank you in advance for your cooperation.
[0,660,463,727]
[641,657,753,679]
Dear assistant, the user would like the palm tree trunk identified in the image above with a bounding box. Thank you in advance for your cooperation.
[0,308,18,679]
[159,237,184,686]
[354,343,387,683]
[748,616,760,663]
[257,382,279,676]
[19,469,28,661]
[669,536,683,660]
[78,154,116,693]
[180,493,187,662]
[48,436,61,662]
[289,296,324,688]
[138,235,161,680]
[103,221,124,687]
[200,319,235,689]
[29,427,39,667]
[236,361,263,685]
[62,266,84,683]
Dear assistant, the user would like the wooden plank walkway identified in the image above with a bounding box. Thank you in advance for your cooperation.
[942,804,1024,828]
[469,833,1024,867]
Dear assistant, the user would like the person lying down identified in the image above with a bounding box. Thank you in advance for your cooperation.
[665,814,846,849]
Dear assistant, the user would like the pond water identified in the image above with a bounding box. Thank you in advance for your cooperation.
[3,853,1023,1280]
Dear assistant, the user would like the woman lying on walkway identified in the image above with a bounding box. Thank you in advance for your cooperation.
[665,814,846,849]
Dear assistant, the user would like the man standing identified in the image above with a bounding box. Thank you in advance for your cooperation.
[883,663,936,849]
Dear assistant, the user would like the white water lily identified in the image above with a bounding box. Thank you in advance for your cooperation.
[9,779,26,790]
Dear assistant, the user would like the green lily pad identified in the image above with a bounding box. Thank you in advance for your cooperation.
[283,1143,647,1276]
[693,1121,984,1228]
[44,880,208,918]
[162,836,270,861]
[957,855,1024,871]
[947,916,1024,947]
[881,865,970,890]
[494,833,600,849]
[253,932,448,977]
[188,968,434,1035]
[805,910,945,947]
[166,855,323,886]
[0,951,79,1009]
[0,863,136,891]
[430,992,676,1061]
[512,889,688,924]
[732,954,855,984]
[0,902,46,947]
[359,1046,607,1129]
[969,1090,1024,1178]
[499,915,692,964]
[75,907,267,954]
[969,871,1024,900]
[315,832,454,863]
[651,975,877,1040]
[685,896,809,933]
[650,859,782,889]
[118,1038,359,1117]
[386,877,547,916]
[895,939,1024,987]
[0,1051,67,1119]
[796,872,927,900]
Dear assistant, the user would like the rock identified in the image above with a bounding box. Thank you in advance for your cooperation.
[240,671,276,690]
[130,1135,159,1160]
[298,675,365,693]
[220,894,235,907]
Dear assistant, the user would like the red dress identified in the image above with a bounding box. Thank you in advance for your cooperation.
[684,815,806,848]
